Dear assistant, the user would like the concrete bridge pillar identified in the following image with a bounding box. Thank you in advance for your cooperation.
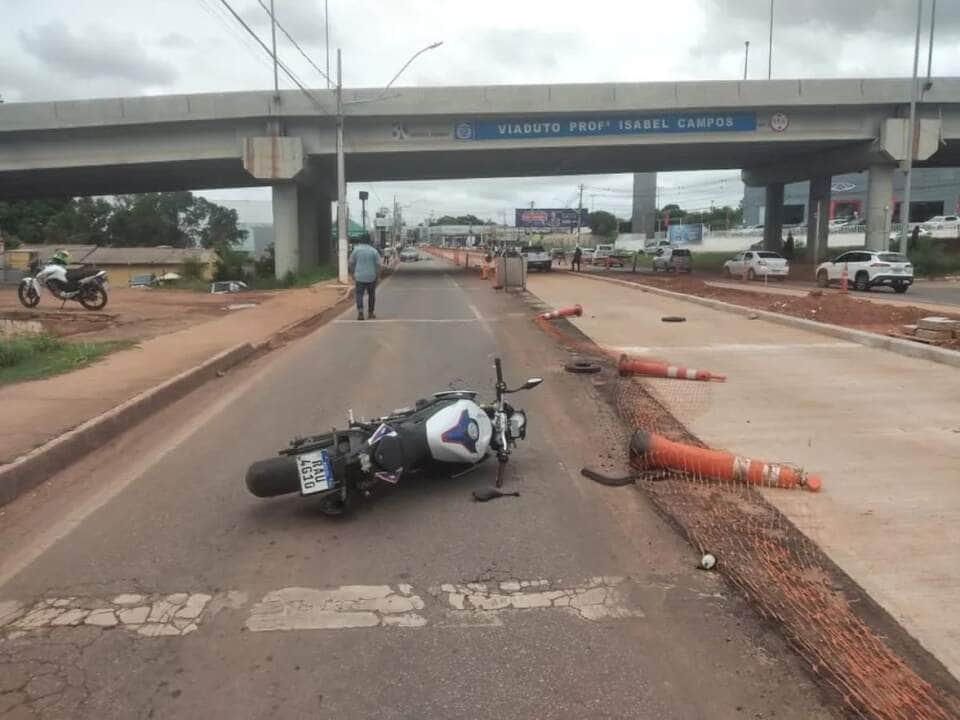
[631,172,657,238]
[806,175,831,264]
[272,181,333,279]
[865,164,895,251]
[762,183,784,252]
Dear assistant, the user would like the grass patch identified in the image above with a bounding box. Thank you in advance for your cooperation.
[0,334,134,386]
[248,264,337,290]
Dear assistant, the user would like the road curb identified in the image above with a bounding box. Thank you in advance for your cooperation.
[0,343,255,508]
[564,272,960,369]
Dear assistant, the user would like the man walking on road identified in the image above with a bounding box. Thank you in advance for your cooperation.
[349,233,382,320]
[572,245,583,272]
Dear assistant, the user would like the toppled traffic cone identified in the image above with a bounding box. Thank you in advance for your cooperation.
[629,430,822,492]
[539,304,583,320]
[618,354,726,382]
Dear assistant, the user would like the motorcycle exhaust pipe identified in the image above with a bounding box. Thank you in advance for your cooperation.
[245,456,301,497]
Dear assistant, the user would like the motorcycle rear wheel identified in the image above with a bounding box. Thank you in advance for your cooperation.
[79,285,108,310]
[245,456,301,497]
[17,284,40,308]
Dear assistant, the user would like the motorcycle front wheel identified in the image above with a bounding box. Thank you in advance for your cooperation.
[79,285,108,310]
[17,284,40,308]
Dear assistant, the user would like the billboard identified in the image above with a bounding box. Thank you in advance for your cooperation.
[666,224,704,245]
[515,208,589,229]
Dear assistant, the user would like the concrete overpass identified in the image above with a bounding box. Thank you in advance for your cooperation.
[1,78,959,275]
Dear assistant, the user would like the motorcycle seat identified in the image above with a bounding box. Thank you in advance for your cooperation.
[66,267,99,283]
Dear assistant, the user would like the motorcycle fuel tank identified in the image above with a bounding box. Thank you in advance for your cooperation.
[425,399,493,463]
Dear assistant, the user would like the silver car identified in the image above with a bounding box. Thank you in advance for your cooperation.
[651,247,692,273]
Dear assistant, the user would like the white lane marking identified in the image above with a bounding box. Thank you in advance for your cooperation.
[433,576,644,622]
[3,578,648,640]
[334,318,479,324]
[611,342,857,354]
[2,592,211,638]
[447,275,496,339]
[246,585,427,632]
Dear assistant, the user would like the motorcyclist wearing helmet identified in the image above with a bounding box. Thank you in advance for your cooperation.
[50,249,71,267]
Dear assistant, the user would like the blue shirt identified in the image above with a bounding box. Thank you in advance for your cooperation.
[348,243,382,283]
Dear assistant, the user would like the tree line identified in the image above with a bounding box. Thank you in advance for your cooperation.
[0,192,245,252]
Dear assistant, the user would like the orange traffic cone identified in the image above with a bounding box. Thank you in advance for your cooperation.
[618,354,726,382]
[629,430,821,492]
[539,304,583,320]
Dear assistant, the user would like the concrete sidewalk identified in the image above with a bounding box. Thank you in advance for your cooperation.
[528,272,960,681]
[0,283,349,464]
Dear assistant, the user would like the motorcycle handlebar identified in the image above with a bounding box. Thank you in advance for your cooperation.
[494,357,504,385]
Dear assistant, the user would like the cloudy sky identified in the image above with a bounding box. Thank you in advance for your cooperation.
[2,0,959,224]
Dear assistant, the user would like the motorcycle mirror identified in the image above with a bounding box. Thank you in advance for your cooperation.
[521,377,543,390]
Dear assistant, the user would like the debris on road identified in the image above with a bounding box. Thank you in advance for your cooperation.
[579,467,637,486]
[618,354,726,382]
[539,304,583,320]
[698,553,717,571]
[472,487,520,502]
[660,315,686,323]
[629,430,821,492]
[565,360,602,374]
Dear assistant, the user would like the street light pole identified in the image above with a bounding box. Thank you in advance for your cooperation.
[926,0,936,86]
[743,41,750,80]
[336,48,348,284]
[899,0,924,253]
[767,0,774,80]
[269,0,279,94]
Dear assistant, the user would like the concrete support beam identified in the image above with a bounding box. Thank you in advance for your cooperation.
[272,181,333,279]
[763,183,784,252]
[630,172,657,238]
[806,175,831,264]
[865,164,895,251]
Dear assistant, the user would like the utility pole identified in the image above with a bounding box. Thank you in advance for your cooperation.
[767,0,774,80]
[269,0,279,94]
[324,0,331,89]
[900,0,924,253]
[576,184,584,245]
[925,0,937,87]
[743,41,750,80]
[336,49,348,284]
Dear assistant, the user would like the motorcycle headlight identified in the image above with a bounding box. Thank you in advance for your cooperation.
[508,411,526,440]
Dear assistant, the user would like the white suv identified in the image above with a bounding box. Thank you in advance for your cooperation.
[815,250,913,293]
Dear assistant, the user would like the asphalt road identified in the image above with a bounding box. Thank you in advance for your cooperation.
[0,260,839,719]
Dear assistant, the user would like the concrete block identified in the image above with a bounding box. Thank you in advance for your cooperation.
[916,328,953,342]
[901,324,918,335]
[917,317,960,333]
[243,137,304,180]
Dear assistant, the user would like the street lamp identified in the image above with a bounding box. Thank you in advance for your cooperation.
[336,42,443,283]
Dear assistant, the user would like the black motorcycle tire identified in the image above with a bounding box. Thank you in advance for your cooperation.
[17,284,40,308]
[79,285,108,311]
[245,456,301,497]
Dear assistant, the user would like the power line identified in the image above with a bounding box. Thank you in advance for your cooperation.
[254,0,334,86]
[212,0,331,114]
[197,0,274,73]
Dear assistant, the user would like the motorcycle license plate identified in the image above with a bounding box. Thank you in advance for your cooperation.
[296,449,334,496]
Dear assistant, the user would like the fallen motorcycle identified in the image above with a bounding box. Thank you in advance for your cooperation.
[245,358,542,515]
[18,256,109,310]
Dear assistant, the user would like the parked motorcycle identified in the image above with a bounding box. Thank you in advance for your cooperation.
[18,255,109,311]
[245,358,542,515]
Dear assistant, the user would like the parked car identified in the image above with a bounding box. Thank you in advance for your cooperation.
[829,217,858,229]
[921,215,960,232]
[815,250,913,293]
[651,247,692,273]
[643,240,673,256]
[400,247,420,262]
[521,245,552,271]
[591,244,625,267]
[723,250,789,280]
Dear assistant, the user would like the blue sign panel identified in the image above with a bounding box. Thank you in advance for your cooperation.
[667,224,704,245]
[454,112,756,142]
[515,208,589,229]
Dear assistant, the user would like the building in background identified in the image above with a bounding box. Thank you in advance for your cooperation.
[7,245,217,285]
[742,168,960,226]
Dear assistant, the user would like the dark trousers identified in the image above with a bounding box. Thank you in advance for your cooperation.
[572,257,581,271]
[355,281,376,313]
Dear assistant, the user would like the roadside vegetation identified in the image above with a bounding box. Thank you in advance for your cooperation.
[0,334,133,386]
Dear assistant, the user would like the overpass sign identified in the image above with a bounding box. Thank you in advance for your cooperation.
[454,112,756,141]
